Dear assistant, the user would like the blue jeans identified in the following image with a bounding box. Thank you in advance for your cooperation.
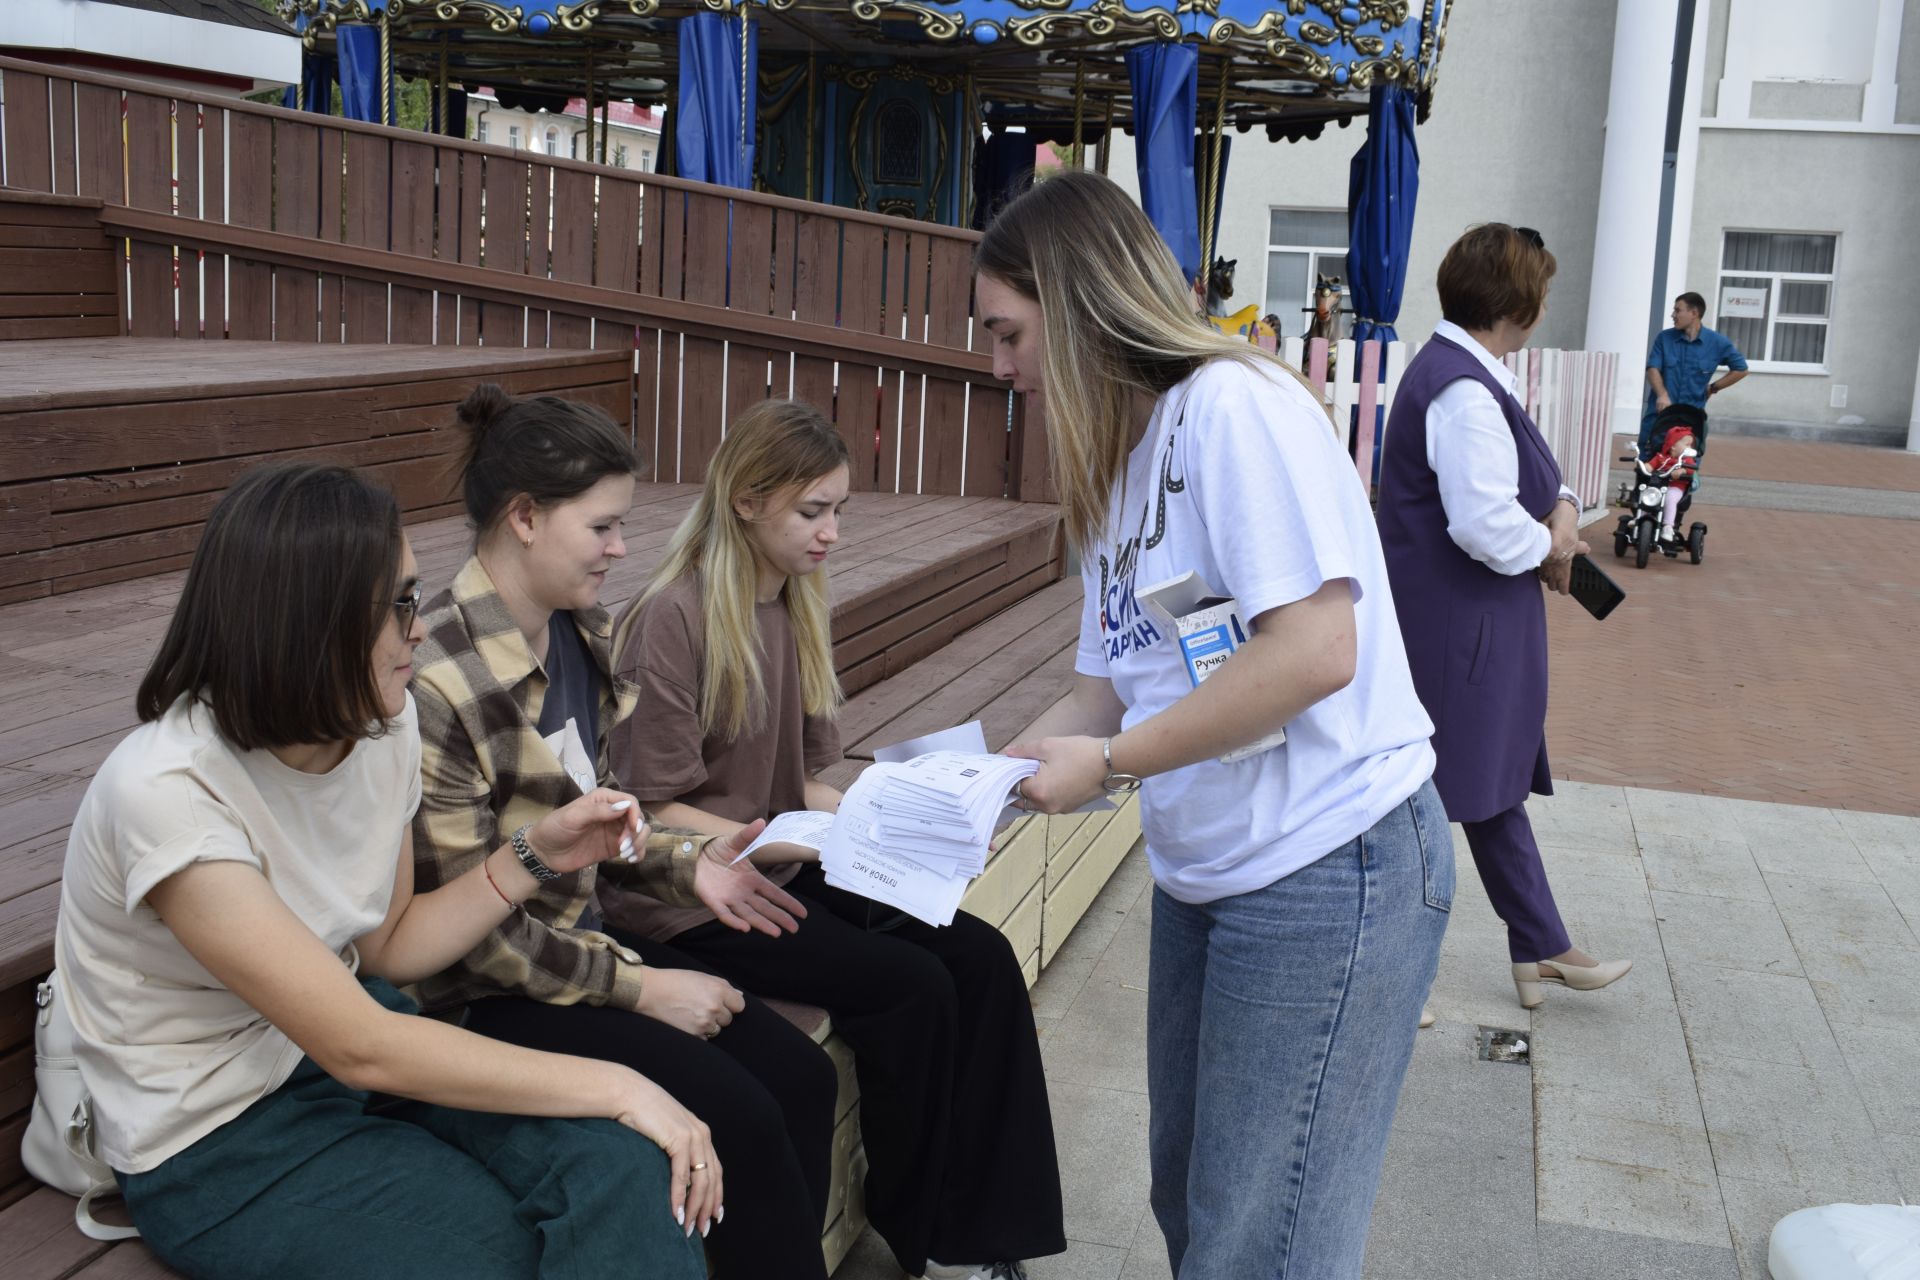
[1146,780,1452,1280]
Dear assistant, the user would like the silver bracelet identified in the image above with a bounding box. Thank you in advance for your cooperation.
[511,824,561,883]
[1101,737,1142,794]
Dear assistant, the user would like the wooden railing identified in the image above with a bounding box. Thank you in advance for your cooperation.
[0,57,1038,499]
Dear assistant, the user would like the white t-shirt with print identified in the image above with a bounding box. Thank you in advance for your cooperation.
[1074,357,1435,904]
[54,693,422,1172]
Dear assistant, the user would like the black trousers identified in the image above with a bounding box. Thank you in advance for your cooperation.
[460,933,835,1280]
[670,865,1066,1275]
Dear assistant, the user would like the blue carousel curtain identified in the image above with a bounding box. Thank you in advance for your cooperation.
[677,10,759,188]
[335,25,389,125]
[1125,43,1201,283]
[280,12,335,114]
[1346,84,1419,345]
[282,55,335,114]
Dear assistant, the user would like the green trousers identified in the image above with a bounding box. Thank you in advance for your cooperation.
[118,981,704,1280]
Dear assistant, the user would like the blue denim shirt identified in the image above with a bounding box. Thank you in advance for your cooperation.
[1645,325,1748,414]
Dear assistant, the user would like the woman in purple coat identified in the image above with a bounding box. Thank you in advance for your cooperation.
[1376,225,1632,1010]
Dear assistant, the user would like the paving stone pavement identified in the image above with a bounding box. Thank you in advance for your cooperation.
[830,782,1920,1280]
[1687,436,1920,493]
[1551,497,1920,817]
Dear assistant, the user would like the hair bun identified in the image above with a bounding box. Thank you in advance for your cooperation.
[456,383,515,437]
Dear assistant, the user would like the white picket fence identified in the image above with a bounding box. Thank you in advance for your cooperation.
[1264,335,1619,510]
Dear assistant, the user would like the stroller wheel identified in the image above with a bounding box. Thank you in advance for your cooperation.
[1614,528,1629,558]
[1688,523,1706,564]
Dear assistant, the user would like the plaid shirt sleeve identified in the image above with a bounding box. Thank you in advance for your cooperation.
[411,672,705,1012]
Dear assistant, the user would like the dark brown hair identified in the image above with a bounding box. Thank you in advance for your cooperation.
[1675,291,1706,317]
[137,463,404,750]
[1435,223,1559,331]
[454,383,640,534]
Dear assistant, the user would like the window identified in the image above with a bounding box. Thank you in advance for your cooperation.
[1263,209,1348,336]
[1717,231,1836,368]
[545,127,560,156]
[640,148,654,172]
[477,120,490,143]
[615,144,630,168]
[508,125,521,150]
[874,99,923,184]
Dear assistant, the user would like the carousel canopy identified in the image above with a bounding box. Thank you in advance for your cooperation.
[277,0,1449,142]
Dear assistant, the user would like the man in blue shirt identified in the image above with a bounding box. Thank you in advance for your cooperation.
[1640,291,1749,457]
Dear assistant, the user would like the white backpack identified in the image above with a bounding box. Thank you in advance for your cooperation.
[21,971,140,1241]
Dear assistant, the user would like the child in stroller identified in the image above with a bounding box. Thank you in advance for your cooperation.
[1647,424,1700,545]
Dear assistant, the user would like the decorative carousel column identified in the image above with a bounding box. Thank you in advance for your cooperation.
[1584,0,1682,436]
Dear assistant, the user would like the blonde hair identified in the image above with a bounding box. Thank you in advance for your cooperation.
[974,169,1324,551]
[623,400,848,741]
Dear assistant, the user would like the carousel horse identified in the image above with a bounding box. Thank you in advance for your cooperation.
[1303,273,1346,377]
[1202,256,1277,344]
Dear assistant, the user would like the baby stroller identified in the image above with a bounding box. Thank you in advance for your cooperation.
[1614,404,1708,569]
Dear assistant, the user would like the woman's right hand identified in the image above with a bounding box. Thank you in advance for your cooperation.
[610,1070,723,1237]
[527,789,646,876]
[633,966,746,1040]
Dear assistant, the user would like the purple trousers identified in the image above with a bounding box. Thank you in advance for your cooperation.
[1461,801,1572,963]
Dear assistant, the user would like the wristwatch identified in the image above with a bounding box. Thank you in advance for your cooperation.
[511,824,561,882]
[1101,738,1143,794]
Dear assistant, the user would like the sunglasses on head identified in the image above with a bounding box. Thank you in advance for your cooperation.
[1515,226,1545,250]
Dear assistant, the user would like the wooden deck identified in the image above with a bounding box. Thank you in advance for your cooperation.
[0,338,633,601]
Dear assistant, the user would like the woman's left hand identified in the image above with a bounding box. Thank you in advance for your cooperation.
[1004,735,1107,814]
[693,824,810,936]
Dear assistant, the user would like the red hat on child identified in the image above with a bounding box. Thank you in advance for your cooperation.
[1662,424,1697,453]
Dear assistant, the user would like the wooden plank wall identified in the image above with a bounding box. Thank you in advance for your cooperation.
[0,58,1030,500]
[0,197,120,340]
[0,349,632,601]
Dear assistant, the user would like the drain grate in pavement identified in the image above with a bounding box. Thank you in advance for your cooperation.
[1477,1027,1531,1065]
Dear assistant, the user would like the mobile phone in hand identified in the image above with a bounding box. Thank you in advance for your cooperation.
[1568,554,1626,621]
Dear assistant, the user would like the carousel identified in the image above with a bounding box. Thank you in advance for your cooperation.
[276,0,1445,340]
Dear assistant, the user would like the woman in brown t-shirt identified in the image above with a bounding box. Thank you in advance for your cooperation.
[609,400,1065,1280]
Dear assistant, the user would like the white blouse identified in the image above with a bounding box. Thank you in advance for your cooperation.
[1424,319,1577,577]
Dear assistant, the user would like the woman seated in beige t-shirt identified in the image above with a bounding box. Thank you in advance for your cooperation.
[52,462,713,1280]
[606,400,1066,1280]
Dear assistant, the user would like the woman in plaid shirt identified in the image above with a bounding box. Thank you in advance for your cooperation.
[408,386,839,1278]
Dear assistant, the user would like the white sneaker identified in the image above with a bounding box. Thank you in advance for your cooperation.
[1658,524,1675,543]
[923,1264,1029,1280]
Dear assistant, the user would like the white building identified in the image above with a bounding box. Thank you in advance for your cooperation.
[1,0,299,96]
[469,88,662,174]
[1107,0,1920,445]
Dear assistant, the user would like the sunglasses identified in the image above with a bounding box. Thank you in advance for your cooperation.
[388,584,422,634]
[1516,226,1546,250]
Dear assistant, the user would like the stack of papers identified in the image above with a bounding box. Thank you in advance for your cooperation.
[730,720,1114,927]
[820,752,1038,926]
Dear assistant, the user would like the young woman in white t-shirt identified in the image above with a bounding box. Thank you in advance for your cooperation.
[53,463,716,1279]
[975,170,1451,1280]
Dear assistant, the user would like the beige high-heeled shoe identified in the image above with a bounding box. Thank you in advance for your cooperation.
[1511,957,1633,1008]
